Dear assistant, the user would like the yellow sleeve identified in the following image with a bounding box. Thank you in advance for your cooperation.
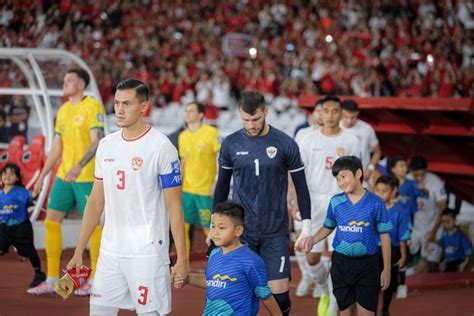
[178,132,185,158]
[212,128,221,153]
[89,99,106,130]
[54,106,65,135]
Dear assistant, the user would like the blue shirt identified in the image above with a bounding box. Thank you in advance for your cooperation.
[399,178,422,215]
[438,229,472,262]
[0,186,32,226]
[204,244,272,315]
[324,191,392,256]
[386,202,411,247]
[219,126,304,236]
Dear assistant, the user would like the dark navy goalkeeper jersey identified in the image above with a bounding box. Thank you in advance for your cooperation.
[219,126,304,236]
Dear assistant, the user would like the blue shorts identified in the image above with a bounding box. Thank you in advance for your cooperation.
[241,234,290,281]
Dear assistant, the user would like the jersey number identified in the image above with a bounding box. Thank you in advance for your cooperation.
[325,156,333,170]
[254,159,260,176]
[137,285,148,305]
[279,256,286,273]
[117,170,125,190]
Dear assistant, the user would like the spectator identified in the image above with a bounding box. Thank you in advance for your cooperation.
[6,95,30,141]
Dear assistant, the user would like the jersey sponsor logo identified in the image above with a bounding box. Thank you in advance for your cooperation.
[0,204,18,215]
[206,274,238,288]
[104,158,115,162]
[336,147,345,156]
[338,221,369,233]
[171,160,180,173]
[132,157,144,170]
[236,151,249,155]
[266,146,277,159]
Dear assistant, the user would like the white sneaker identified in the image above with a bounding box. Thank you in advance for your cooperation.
[27,281,55,295]
[295,277,312,297]
[312,284,323,298]
[396,284,408,299]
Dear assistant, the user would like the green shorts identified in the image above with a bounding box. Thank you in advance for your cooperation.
[47,178,93,215]
[182,192,212,228]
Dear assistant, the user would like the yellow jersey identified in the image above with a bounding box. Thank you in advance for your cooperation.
[179,124,220,195]
[55,96,105,182]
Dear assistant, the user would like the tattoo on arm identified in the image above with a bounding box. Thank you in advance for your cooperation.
[78,129,104,167]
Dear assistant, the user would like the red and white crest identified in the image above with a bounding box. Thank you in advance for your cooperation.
[132,157,144,170]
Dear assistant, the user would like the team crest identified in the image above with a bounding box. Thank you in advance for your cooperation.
[132,157,144,170]
[74,115,84,126]
[336,147,345,157]
[266,146,277,159]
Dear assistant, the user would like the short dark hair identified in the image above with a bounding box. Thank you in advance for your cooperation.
[239,91,265,114]
[332,156,364,183]
[375,175,399,190]
[67,67,90,88]
[187,102,205,115]
[1,163,23,187]
[320,95,342,107]
[409,156,428,171]
[341,99,359,112]
[441,207,457,219]
[116,78,149,102]
[214,201,244,226]
[387,156,406,175]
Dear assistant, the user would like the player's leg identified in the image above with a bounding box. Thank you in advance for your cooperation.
[259,235,291,316]
[122,256,172,315]
[0,223,10,255]
[354,254,380,316]
[74,181,100,295]
[28,178,72,294]
[10,220,46,288]
[90,251,132,315]
[293,219,312,297]
[381,246,399,314]
[182,192,199,257]
[331,252,357,316]
[340,304,357,316]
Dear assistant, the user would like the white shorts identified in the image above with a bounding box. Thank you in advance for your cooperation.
[90,251,171,314]
[310,195,335,253]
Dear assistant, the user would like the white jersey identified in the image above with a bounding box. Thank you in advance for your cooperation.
[411,172,447,234]
[295,125,320,144]
[340,119,378,168]
[94,126,181,260]
[298,129,360,196]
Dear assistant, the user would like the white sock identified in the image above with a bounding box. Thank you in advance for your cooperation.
[46,277,57,286]
[309,261,329,294]
[295,250,311,279]
[328,274,338,313]
[321,255,331,271]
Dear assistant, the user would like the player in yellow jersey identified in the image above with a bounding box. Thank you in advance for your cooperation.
[28,67,105,296]
[178,102,220,257]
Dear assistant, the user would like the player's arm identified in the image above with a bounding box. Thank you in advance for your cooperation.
[165,185,189,284]
[213,166,232,209]
[262,295,283,316]
[67,179,105,272]
[64,128,104,182]
[33,134,62,196]
[367,144,382,179]
[380,233,391,291]
[187,272,206,289]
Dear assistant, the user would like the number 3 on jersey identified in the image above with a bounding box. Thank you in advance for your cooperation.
[117,170,125,190]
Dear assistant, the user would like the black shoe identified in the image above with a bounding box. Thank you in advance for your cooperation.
[29,272,46,288]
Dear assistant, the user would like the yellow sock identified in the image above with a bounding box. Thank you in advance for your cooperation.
[185,223,191,258]
[88,225,102,278]
[44,219,62,279]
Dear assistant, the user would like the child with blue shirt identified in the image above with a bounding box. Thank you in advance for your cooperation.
[438,208,472,272]
[300,156,392,316]
[184,201,281,316]
[0,163,46,289]
[374,175,411,316]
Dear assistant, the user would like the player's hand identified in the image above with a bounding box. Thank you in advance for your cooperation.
[425,231,435,242]
[66,251,84,276]
[171,259,189,289]
[64,164,82,182]
[380,269,390,291]
[33,176,44,197]
[295,235,313,252]
[395,256,406,269]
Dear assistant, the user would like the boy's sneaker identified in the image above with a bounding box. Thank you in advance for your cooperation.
[312,284,323,298]
[296,277,312,297]
[27,281,55,295]
[29,272,46,288]
[74,281,92,296]
[396,284,408,299]
[317,294,329,316]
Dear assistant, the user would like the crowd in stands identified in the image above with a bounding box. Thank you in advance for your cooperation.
[1,0,473,114]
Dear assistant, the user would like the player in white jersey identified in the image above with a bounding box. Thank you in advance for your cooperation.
[408,156,447,272]
[340,100,381,185]
[297,96,360,316]
[67,79,188,316]
[294,99,323,144]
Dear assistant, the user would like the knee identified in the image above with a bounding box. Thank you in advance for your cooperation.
[273,291,291,316]
[307,253,322,266]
